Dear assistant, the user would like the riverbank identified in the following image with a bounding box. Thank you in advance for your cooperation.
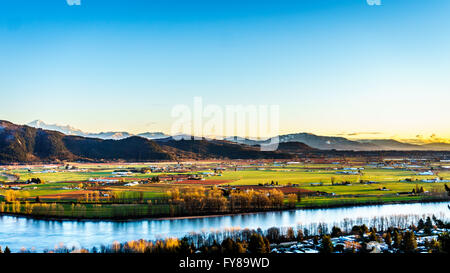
[1,197,448,222]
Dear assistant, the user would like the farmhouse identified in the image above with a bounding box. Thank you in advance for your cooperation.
[417,171,434,175]
[124,181,139,187]
[336,171,358,175]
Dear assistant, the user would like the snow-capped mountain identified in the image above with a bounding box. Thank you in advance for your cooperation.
[27,120,86,136]
[27,120,168,140]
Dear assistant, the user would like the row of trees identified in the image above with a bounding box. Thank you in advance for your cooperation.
[0,201,65,216]
[166,187,289,215]
[42,233,271,254]
[77,190,146,204]
[412,184,426,194]
[4,190,30,202]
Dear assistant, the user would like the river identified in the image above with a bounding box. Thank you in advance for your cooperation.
[1,201,449,252]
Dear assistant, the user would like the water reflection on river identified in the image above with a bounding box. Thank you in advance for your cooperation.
[0,202,448,252]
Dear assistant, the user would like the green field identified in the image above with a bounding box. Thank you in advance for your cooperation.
[210,166,450,197]
[0,161,449,219]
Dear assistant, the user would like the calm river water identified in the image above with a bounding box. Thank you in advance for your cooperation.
[1,202,449,252]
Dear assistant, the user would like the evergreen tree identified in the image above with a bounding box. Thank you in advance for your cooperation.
[209,240,220,254]
[361,224,369,234]
[331,226,342,238]
[286,227,295,241]
[179,237,193,254]
[296,191,302,203]
[417,219,425,230]
[313,236,319,246]
[319,235,334,254]
[296,229,304,242]
[424,217,433,235]
[248,233,268,254]
[438,232,450,253]
[392,230,402,249]
[369,229,378,242]
[444,184,450,196]
[235,239,246,254]
[400,231,417,253]
[263,237,270,253]
[384,232,392,247]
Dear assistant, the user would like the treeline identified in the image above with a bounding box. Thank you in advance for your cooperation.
[0,201,68,216]
[0,201,171,219]
[3,190,30,202]
[107,233,270,254]
[83,216,450,254]
[78,191,147,204]
[37,233,271,254]
[166,187,291,216]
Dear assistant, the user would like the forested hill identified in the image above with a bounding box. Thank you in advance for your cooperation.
[0,120,293,163]
[154,137,297,160]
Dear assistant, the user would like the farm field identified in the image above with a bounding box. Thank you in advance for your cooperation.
[209,167,450,196]
[0,159,449,219]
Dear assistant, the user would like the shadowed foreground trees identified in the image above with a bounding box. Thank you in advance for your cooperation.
[83,233,268,254]
[320,235,334,254]
[2,215,449,253]
[400,231,417,253]
[248,233,270,254]
[438,232,450,253]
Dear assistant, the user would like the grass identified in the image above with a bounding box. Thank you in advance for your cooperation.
[296,195,426,208]
[209,166,450,202]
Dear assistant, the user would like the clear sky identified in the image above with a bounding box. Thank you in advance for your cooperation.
[1,0,449,141]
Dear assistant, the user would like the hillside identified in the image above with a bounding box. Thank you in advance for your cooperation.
[357,139,424,151]
[0,120,173,163]
[421,142,450,151]
[276,142,317,153]
[62,136,172,161]
[155,137,293,159]
[238,133,450,151]
[0,121,293,163]
[271,133,380,151]
[1,120,75,162]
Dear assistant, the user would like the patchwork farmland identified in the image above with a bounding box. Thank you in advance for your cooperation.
[0,156,449,220]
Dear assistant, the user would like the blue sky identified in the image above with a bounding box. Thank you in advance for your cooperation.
[1,0,449,140]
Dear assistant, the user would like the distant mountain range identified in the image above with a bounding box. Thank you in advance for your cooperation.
[277,133,379,151]
[0,120,292,163]
[27,120,168,140]
[356,139,423,151]
[26,120,450,151]
[227,133,450,151]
